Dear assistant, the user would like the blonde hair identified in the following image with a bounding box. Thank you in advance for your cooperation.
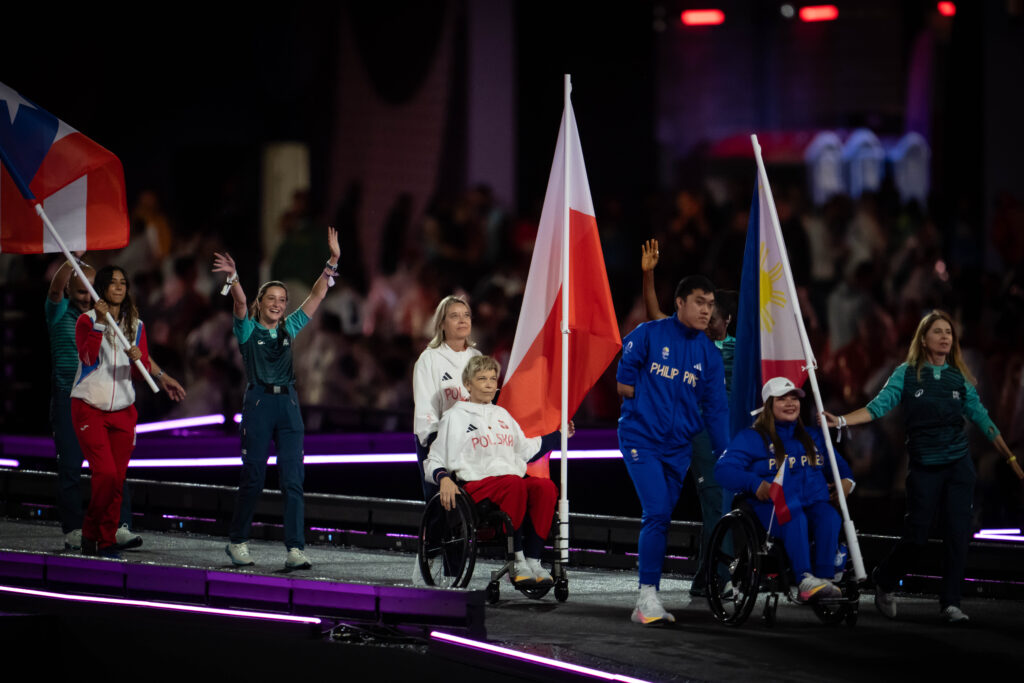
[906,309,975,384]
[428,295,474,349]
[462,355,501,386]
[250,281,288,324]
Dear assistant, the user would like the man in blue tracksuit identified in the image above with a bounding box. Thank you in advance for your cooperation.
[617,274,730,625]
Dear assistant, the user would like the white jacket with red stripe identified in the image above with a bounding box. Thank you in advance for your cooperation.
[70,310,149,412]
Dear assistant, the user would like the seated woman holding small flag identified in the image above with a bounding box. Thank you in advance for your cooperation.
[715,377,855,601]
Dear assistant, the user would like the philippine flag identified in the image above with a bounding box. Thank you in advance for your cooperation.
[730,174,809,437]
[498,94,620,476]
[768,464,792,526]
[0,81,129,254]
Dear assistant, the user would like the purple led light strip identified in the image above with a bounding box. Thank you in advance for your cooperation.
[430,631,651,683]
[135,414,226,434]
[0,584,321,624]
[0,459,19,468]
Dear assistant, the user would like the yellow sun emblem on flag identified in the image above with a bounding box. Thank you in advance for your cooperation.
[759,243,787,332]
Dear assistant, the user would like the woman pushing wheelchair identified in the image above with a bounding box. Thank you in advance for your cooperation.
[424,355,572,586]
[715,377,855,602]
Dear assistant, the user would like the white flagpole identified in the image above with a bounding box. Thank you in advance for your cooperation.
[750,134,866,581]
[34,203,160,393]
[558,74,571,565]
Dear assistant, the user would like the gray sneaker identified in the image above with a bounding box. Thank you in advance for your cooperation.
[114,524,142,550]
[64,529,83,550]
[285,547,312,570]
[873,568,897,619]
[941,605,970,624]
[226,542,255,566]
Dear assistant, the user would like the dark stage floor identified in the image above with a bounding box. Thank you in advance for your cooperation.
[2,518,1023,682]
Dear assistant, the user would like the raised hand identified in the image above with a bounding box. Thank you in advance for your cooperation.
[212,252,237,275]
[327,226,340,261]
[641,238,660,272]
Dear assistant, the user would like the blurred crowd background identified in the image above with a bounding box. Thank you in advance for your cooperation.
[2,2,1023,524]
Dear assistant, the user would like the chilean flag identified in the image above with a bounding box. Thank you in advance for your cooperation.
[768,463,792,526]
[498,94,620,476]
[0,81,129,254]
[730,175,810,437]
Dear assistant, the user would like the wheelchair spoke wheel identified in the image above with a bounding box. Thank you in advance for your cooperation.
[705,511,761,626]
[418,494,478,588]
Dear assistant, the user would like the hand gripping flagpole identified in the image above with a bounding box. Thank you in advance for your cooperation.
[559,74,572,565]
[750,134,865,581]
[34,204,160,393]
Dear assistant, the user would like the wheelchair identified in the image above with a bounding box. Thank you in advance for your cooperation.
[416,484,569,604]
[703,496,860,627]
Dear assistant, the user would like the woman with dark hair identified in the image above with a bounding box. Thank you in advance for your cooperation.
[716,377,855,602]
[825,310,1023,623]
[412,295,481,501]
[213,226,339,570]
[71,265,150,557]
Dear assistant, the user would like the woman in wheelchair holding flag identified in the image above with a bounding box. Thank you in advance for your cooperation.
[715,377,855,602]
[424,355,572,586]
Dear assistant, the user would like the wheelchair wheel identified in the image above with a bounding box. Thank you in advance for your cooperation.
[554,577,569,603]
[517,583,553,600]
[705,510,762,626]
[418,493,477,588]
[486,580,501,604]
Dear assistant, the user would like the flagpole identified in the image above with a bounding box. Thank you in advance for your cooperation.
[750,134,866,581]
[33,203,160,393]
[559,74,571,565]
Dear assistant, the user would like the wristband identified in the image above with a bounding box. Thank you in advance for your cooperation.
[835,415,850,442]
[220,272,239,296]
[323,261,338,288]
[1009,455,1018,464]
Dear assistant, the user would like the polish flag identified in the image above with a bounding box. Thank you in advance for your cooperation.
[0,81,128,254]
[498,92,620,477]
[768,464,792,525]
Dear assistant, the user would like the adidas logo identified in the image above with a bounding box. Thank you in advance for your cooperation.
[466,423,478,433]
[441,372,453,381]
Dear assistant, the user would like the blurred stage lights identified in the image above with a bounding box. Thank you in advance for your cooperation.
[680,9,725,26]
[937,2,956,17]
[780,4,795,19]
[799,5,839,22]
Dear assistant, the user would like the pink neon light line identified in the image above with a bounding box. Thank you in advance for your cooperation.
[430,631,652,682]
[0,584,321,624]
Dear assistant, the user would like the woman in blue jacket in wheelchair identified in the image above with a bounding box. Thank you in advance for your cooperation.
[715,377,855,602]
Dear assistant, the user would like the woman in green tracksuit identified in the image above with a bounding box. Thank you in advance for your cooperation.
[213,226,340,571]
[825,310,1023,624]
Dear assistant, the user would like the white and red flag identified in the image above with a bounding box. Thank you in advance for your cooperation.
[768,464,792,526]
[498,82,620,478]
[0,81,129,254]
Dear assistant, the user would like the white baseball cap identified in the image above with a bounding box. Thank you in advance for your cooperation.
[750,377,805,415]
[762,377,805,402]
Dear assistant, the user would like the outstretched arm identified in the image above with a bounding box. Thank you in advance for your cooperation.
[47,257,80,303]
[300,226,340,318]
[212,252,247,318]
[641,239,668,321]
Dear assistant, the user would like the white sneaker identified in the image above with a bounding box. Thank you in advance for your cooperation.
[512,560,536,586]
[225,542,255,566]
[798,573,841,602]
[873,568,897,619]
[941,605,970,624]
[64,529,83,550]
[526,557,553,585]
[115,524,142,549]
[631,584,675,625]
[285,547,312,570]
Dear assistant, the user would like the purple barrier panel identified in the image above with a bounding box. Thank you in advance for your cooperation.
[126,563,209,599]
[291,580,378,615]
[206,571,293,606]
[0,550,46,584]
[45,554,127,590]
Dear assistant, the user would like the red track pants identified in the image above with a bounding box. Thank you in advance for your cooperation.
[71,399,136,549]
[463,474,557,539]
